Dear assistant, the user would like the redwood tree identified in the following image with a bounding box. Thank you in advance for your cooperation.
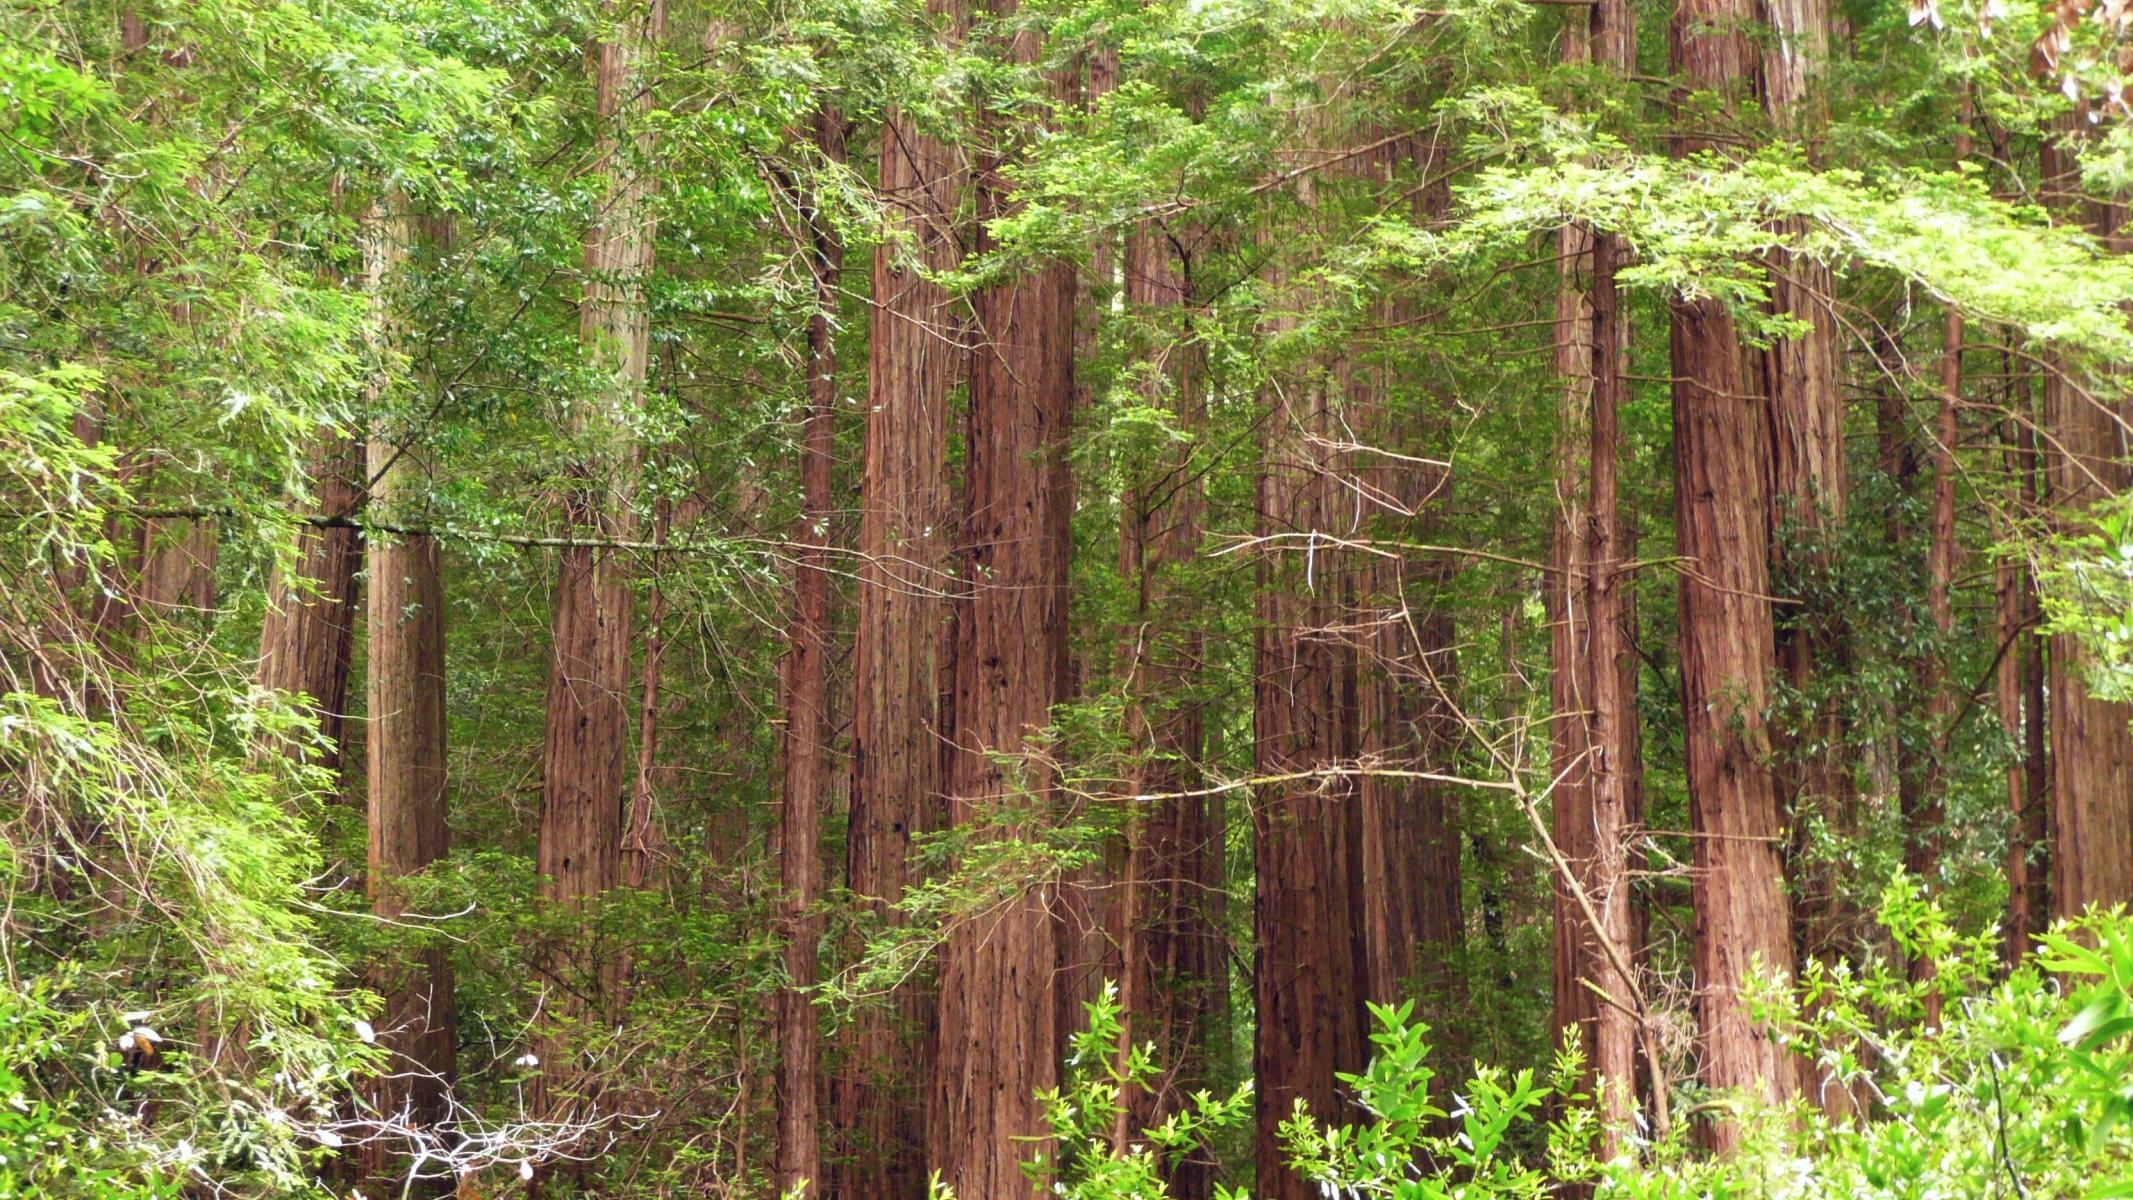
[929,8,1075,1192]
[1671,0,1798,1141]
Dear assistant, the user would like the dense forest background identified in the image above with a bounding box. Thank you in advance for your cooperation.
[11,0,2133,1196]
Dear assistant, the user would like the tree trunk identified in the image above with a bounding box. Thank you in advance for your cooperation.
[1584,229,1639,1144]
[777,105,844,1200]
[358,196,454,1188]
[532,0,662,1144]
[1113,217,1221,1197]
[257,435,364,770]
[1254,364,1367,1200]
[838,55,962,1200]
[2042,130,2133,917]
[2000,395,2049,964]
[1553,0,1637,1144]
[931,9,1073,1193]
[1670,0,1796,1144]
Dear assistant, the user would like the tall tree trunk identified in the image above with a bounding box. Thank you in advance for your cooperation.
[532,0,662,1143]
[2000,393,2049,963]
[358,196,454,1188]
[1553,0,1638,1144]
[1113,217,1220,1197]
[777,106,844,1200]
[1583,229,1639,1144]
[1758,0,1857,997]
[1254,341,1367,1200]
[256,435,364,770]
[839,50,962,1200]
[2042,130,2133,917]
[931,9,1073,1193]
[1353,134,1465,1050]
[1671,0,1796,1137]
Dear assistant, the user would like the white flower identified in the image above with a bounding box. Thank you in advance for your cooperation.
[520,1160,537,1182]
[352,1020,377,1045]
[317,1129,345,1149]
[515,1052,541,1068]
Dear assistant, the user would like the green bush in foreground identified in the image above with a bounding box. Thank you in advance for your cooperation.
[1013,880,2133,1200]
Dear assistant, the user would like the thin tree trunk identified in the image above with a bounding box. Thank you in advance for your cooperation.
[358,195,454,1188]
[777,105,844,1200]
[1584,228,1638,1146]
[930,7,1073,1192]
[2000,385,2049,963]
[1551,0,1637,1144]
[838,47,962,1200]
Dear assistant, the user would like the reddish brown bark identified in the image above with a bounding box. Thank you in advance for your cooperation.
[1669,0,1797,1143]
[257,435,364,769]
[2042,131,2133,917]
[838,69,962,1200]
[358,199,453,1188]
[1552,0,1637,1143]
[531,0,662,1146]
[1112,220,1222,1197]
[777,106,844,1200]
[930,10,1073,1192]
[1254,363,1368,1200]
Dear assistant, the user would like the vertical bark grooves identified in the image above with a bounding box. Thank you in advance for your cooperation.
[931,13,1072,1194]
[359,198,453,1186]
[1670,0,1795,1142]
[778,105,844,1200]
[840,45,962,1200]
[1584,229,1638,1142]
[533,0,662,1139]
[1254,365,1366,1200]
[1555,0,1636,1143]
[257,434,364,769]
[2042,129,2133,917]
[1114,216,1221,1200]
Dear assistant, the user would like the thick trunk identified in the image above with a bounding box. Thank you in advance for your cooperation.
[1670,0,1796,1143]
[1254,364,1368,1200]
[838,75,961,1200]
[256,435,364,769]
[931,13,1074,1192]
[532,0,662,1140]
[777,106,844,1200]
[358,198,453,1187]
[2042,134,2133,917]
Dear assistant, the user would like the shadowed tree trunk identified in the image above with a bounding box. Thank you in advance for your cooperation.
[1112,215,1222,1197]
[256,434,363,770]
[1254,315,1367,1200]
[2000,395,2049,963]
